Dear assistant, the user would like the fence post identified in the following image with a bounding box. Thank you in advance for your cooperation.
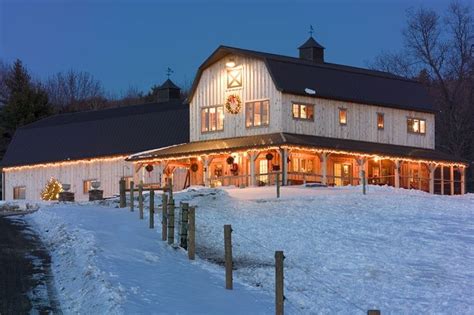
[362,170,366,195]
[275,250,284,315]
[149,189,154,229]
[161,193,168,241]
[119,179,126,208]
[224,224,233,290]
[180,203,189,249]
[276,173,280,198]
[188,206,195,260]
[168,178,173,201]
[138,181,144,219]
[367,310,381,315]
[167,198,175,245]
[130,181,135,212]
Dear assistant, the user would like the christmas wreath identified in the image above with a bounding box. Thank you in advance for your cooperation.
[190,163,199,172]
[265,153,274,161]
[225,94,241,114]
[145,164,154,172]
[226,156,235,165]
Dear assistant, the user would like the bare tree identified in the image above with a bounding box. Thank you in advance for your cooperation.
[371,1,474,158]
[46,70,106,111]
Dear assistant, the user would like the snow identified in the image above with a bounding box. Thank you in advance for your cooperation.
[24,185,473,314]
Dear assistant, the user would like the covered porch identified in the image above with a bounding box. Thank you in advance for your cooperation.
[126,133,467,195]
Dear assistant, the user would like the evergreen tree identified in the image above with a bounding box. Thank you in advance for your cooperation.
[1,59,53,143]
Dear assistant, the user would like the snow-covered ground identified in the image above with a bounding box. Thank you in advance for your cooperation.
[24,185,473,314]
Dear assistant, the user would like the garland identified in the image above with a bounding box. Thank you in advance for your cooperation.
[225,94,241,114]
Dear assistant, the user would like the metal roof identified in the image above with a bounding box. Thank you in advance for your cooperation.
[1,100,190,167]
[127,132,465,165]
[188,46,435,113]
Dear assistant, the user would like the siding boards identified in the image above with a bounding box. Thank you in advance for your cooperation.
[190,55,282,142]
[4,159,134,201]
[282,94,435,149]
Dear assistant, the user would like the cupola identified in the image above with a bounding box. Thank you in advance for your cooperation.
[298,36,325,63]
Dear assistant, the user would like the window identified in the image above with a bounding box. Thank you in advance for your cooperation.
[201,106,224,133]
[339,108,347,125]
[246,100,269,127]
[227,67,242,89]
[83,179,97,194]
[292,158,314,173]
[407,118,426,134]
[292,103,314,120]
[377,113,384,130]
[13,186,26,200]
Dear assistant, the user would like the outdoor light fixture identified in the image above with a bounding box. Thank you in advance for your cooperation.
[226,59,236,68]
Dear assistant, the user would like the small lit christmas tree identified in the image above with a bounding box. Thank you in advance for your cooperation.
[41,177,63,201]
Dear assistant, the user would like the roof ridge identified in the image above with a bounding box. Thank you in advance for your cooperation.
[219,45,417,83]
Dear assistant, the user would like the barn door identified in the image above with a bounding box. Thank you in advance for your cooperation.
[172,167,188,192]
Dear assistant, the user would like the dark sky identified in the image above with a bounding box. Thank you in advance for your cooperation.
[0,0,450,96]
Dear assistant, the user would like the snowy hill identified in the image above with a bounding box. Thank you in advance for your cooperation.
[25,185,474,314]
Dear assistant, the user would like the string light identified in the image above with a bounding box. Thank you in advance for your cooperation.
[3,155,128,172]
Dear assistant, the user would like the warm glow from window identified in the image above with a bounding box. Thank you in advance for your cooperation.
[292,103,314,120]
[227,67,242,89]
[339,108,347,125]
[201,106,224,133]
[246,100,269,128]
[13,186,26,200]
[407,118,426,134]
[377,113,384,129]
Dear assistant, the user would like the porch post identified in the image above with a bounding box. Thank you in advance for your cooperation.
[394,159,400,189]
[320,153,328,185]
[249,152,257,187]
[450,165,454,195]
[279,148,288,186]
[440,165,444,195]
[460,166,466,195]
[428,163,437,194]
[357,157,367,186]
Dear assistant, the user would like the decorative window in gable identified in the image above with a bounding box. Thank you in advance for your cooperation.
[227,67,242,89]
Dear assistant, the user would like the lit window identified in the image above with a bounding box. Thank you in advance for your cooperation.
[339,108,347,125]
[292,158,313,173]
[407,118,426,134]
[292,103,314,120]
[246,100,269,127]
[227,67,242,89]
[377,113,384,129]
[83,179,97,194]
[201,106,224,133]
[13,186,26,200]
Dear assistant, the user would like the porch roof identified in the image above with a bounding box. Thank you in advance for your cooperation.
[126,133,466,165]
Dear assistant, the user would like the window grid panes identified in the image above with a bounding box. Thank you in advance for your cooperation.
[245,100,269,128]
[292,103,314,120]
[407,118,426,134]
[13,186,26,200]
[201,106,224,133]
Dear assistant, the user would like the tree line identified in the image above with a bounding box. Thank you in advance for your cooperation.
[0,60,187,159]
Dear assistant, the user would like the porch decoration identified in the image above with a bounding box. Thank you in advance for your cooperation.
[190,163,199,172]
[265,153,274,161]
[145,164,154,173]
[41,177,63,201]
[226,156,234,165]
[225,94,241,114]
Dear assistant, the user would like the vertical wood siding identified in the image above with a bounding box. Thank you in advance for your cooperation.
[281,94,435,149]
[4,159,135,201]
[190,55,282,142]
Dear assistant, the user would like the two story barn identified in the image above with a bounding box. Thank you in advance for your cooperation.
[128,37,467,194]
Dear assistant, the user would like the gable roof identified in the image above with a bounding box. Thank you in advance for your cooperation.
[188,45,435,113]
[1,100,190,167]
[127,132,465,165]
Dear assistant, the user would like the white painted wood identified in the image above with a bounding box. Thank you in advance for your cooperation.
[189,55,282,142]
[281,94,435,149]
[4,158,134,201]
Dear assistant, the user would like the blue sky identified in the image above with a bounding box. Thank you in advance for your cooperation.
[0,0,450,96]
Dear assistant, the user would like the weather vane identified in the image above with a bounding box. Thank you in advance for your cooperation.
[309,25,314,37]
[166,67,174,79]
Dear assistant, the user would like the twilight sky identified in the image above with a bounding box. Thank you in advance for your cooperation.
[0,0,451,96]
